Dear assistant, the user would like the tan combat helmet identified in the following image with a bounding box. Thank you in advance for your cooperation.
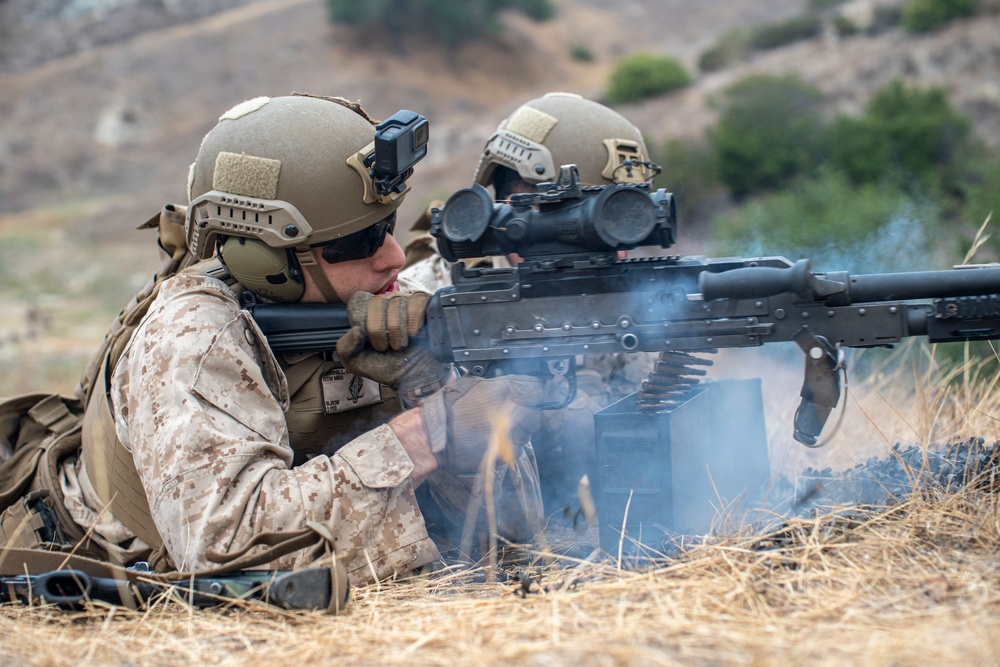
[186,94,407,302]
[473,92,656,192]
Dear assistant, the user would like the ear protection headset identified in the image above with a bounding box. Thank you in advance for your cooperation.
[219,236,304,302]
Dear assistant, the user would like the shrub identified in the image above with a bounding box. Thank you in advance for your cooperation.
[698,30,751,72]
[872,5,904,32]
[901,0,977,33]
[833,14,860,36]
[571,44,594,62]
[828,80,972,192]
[960,158,1000,258]
[652,138,724,232]
[324,0,556,48]
[605,53,691,104]
[748,13,824,50]
[509,0,557,21]
[712,169,941,273]
[708,74,828,199]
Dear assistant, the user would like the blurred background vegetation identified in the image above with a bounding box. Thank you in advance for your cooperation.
[2,0,1000,393]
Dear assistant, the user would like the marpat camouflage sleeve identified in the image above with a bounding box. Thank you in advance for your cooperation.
[110,274,439,581]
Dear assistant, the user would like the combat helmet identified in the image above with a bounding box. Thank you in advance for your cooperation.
[186,94,407,302]
[473,92,657,193]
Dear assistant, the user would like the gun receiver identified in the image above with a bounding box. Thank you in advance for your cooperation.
[250,166,1000,446]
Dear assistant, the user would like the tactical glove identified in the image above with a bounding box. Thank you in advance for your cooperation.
[343,290,431,352]
[420,375,546,476]
[336,290,452,402]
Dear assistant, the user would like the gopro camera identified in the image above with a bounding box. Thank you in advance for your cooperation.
[372,110,429,196]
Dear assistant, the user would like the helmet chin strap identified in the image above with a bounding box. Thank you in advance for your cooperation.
[295,248,341,303]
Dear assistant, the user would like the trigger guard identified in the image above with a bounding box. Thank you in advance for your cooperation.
[540,357,576,409]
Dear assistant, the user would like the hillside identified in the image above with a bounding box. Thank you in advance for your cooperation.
[3,0,1000,393]
[3,1,999,236]
[0,0,819,236]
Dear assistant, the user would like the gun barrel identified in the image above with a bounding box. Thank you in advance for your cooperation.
[701,262,1000,304]
[849,266,1000,302]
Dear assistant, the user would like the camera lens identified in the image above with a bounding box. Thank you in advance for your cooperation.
[413,121,429,150]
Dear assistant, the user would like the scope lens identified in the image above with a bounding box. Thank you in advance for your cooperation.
[594,187,656,246]
[440,186,493,243]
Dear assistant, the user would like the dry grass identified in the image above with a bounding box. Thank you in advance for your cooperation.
[5,207,1000,666]
[3,347,1000,666]
[3,492,1000,666]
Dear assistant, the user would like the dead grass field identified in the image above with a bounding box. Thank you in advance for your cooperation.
[2,477,999,666]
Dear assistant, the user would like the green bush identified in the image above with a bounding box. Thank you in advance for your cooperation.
[325,0,388,24]
[712,169,941,273]
[698,30,751,72]
[828,80,972,192]
[708,74,828,199]
[960,158,1000,258]
[872,5,904,32]
[652,138,724,232]
[570,44,594,62]
[833,14,860,36]
[324,0,556,47]
[901,0,977,33]
[509,0,557,21]
[833,5,903,36]
[749,13,823,50]
[605,53,691,104]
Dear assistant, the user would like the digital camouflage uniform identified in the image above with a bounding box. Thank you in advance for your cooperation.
[52,93,548,583]
[62,272,439,581]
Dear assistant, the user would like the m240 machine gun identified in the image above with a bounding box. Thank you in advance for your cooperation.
[252,166,1000,553]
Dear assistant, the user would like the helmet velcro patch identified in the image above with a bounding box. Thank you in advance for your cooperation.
[213,152,281,200]
[506,106,558,144]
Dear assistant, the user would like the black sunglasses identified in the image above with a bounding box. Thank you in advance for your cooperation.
[313,213,396,264]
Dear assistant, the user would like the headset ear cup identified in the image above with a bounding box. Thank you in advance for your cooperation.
[219,237,305,303]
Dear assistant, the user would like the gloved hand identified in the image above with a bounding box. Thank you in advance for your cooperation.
[336,291,453,401]
[340,290,431,352]
[420,375,547,475]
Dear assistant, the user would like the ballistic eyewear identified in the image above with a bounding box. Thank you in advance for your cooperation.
[313,213,396,264]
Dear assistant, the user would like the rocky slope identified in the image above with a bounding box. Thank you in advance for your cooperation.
[1,0,998,244]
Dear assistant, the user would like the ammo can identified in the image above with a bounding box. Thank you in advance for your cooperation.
[593,378,770,556]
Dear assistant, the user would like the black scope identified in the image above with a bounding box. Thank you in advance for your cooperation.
[430,165,677,263]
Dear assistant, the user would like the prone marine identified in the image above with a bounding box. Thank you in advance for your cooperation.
[0,93,552,596]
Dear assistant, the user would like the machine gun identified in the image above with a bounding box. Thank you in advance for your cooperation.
[250,165,1000,446]
[250,165,1000,550]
